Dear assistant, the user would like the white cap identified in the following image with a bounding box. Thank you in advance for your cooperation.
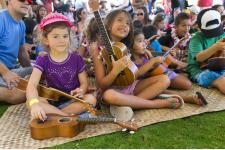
[188,5,200,14]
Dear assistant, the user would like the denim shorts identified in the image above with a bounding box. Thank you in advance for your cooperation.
[0,67,32,87]
[47,96,74,109]
[48,96,91,118]
[192,69,225,88]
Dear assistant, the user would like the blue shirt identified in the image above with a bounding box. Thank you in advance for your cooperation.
[148,40,162,52]
[0,10,26,69]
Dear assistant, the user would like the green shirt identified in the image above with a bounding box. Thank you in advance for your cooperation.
[187,32,225,78]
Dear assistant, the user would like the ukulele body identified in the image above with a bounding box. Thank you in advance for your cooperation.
[30,115,85,140]
[200,50,225,71]
[101,41,138,87]
[148,55,175,76]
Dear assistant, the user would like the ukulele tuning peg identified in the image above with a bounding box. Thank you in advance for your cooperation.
[122,128,127,132]
[129,131,135,134]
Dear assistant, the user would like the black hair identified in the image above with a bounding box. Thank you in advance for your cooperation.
[142,25,157,39]
[174,12,190,26]
[24,18,37,35]
[133,20,143,30]
[76,8,84,22]
[212,4,223,10]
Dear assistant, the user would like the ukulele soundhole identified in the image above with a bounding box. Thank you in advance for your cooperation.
[59,117,71,123]
[37,120,45,124]
[118,71,125,76]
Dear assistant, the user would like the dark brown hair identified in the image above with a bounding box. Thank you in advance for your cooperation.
[137,6,151,25]
[85,17,100,42]
[152,13,165,27]
[174,12,190,26]
[104,9,133,48]
[36,5,47,23]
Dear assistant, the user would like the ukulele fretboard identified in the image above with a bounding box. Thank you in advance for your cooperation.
[93,11,114,56]
[77,117,115,123]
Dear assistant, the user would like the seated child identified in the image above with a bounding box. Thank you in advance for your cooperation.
[188,8,225,94]
[26,13,96,121]
[132,29,207,106]
[159,12,191,64]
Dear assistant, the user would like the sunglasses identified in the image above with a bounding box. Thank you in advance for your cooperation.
[136,13,144,16]
[18,0,33,4]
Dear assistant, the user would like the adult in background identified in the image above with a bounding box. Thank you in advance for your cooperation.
[135,6,151,26]
[0,0,32,104]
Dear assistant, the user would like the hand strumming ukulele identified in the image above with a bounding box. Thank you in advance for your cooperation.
[148,37,185,76]
[200,38,225,71]
[17,78,97,115]
[88,0,138,87]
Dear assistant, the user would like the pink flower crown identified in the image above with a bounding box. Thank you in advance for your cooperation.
[39,13,73,29]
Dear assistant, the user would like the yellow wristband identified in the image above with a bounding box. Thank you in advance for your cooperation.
[29,99,39,107]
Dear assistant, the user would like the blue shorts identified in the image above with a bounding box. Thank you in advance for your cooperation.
[192,69,225,88]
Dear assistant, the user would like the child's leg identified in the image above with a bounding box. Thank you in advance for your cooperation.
[212,77,225,94]
[134,74,170,99]
[170,74,192,90]
[26,97,69,116]
[62,94,97,114]
[163,89,205,105]
[103,89,182,109]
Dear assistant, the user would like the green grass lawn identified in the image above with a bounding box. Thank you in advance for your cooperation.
[1,102,225,149]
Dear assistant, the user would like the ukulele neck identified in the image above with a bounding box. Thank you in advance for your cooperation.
[77,117,116,123]
[93,10,114,57]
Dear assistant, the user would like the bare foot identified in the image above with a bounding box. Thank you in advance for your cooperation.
[157,97,182,109]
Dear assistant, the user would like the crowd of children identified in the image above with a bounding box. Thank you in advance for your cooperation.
[1,0,225,122]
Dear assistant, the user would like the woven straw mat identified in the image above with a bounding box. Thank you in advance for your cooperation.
[0,84,225,148]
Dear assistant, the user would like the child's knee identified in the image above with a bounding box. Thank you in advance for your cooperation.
[102,89,118,103]
[183,80,192,90]
[159,74,171,87]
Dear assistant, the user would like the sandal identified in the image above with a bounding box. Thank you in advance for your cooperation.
[109,105,134,121]
[156,94,184,109]
[195,91,208,106]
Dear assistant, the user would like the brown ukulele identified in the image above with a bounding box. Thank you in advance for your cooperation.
[30,114,139,140]
[148,37,184,76]
[88,0,138,87]
[200,39,225,71]
[17,78,97,115]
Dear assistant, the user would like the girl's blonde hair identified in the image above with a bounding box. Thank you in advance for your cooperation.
[40,22,71,50]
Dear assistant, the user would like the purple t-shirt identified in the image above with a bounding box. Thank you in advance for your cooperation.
[34,52,86,93]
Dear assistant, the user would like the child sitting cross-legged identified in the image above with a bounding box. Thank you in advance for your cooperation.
[26,13,97,121]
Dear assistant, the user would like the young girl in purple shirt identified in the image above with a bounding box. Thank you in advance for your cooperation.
[26,13,96,121]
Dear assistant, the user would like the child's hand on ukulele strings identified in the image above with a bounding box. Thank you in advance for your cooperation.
[144,49,153,59]
[111,55,131,74]
[150,56,164,65]
[71,88,84,98]
[31,103,47,121]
